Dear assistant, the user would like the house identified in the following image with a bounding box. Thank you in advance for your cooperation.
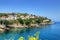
[20,16,25,19]
[29,15,35,18]
[25,15,30,19]
[0,16,7,20]
[6,15,17,20]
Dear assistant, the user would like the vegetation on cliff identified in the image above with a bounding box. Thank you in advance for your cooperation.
[0,13,52,28]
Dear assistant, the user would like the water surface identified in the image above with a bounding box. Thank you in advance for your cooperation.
[0,22,60,40]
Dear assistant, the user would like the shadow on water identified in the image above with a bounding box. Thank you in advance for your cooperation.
[4,27,33,34]
[3,25,52,35]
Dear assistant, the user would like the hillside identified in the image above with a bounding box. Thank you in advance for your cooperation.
[0,13,52,28]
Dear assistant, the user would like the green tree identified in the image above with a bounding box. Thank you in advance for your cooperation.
[24,19,31,25]
[0,20,3,24]
[17,18,24,25]
[0,13,8,17]
[3,20,13,25]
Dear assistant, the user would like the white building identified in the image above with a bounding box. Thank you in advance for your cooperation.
[6,15,17,20]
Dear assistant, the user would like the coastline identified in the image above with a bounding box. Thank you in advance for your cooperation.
[0,22,53,32]
[0,13,53,32]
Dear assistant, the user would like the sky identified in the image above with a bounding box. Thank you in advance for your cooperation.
[0,0,60,21]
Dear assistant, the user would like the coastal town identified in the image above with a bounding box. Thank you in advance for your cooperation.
[0,13,52,32]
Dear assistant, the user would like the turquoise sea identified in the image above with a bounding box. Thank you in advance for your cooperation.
[0,22,60,40]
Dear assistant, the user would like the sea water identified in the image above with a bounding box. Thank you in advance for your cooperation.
[0,22,60,40]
